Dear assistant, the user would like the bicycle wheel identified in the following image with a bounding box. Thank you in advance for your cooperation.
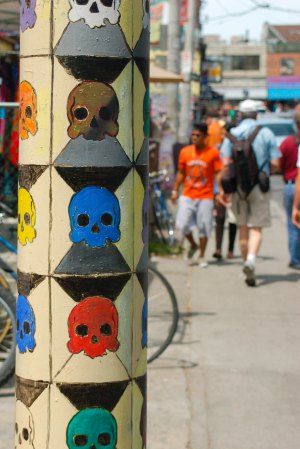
[151,193,175,246]
[0,282,16,386]
[147,266,179,363]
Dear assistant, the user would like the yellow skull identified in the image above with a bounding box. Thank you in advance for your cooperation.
[18,188,36,246]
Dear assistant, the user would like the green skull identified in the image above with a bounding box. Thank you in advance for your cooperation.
[67,408,117,449]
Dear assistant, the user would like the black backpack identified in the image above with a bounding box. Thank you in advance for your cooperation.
[221,126,261,196]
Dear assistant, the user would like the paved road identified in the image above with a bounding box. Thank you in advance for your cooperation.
[2,177,300,449]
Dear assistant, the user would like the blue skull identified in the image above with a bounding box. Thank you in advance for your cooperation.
[16,295,36,353]
[141,297,148,348]
[69,186,121,248]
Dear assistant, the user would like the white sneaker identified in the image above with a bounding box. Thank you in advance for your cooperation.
[199,259,208,268]
[187,246,198,265]
[243,262,256,286]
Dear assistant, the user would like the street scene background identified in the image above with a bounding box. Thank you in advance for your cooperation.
[1,0,300,448]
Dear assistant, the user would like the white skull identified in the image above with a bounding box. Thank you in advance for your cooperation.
[68,0,121,28]
[142,0,150,30]
[15,401,35,449]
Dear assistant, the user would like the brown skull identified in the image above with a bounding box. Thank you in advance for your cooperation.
[67,81,119,141]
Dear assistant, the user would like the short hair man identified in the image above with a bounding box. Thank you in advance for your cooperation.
[171,123,223,267]
[220,99,280,286]
[280,111,300,269]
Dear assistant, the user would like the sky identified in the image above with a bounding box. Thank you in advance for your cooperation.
[201,0,300,41]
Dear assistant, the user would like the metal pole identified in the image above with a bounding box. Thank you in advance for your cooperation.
[178,0,197,142]
[16,1,149,448]
[166,0,181,137]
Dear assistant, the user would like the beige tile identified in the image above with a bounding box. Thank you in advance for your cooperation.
[16,279,50,381]
[51,278,133,382]
[18,169,50,275]
[132,275,145,376]
[50,169,73,273]
[115,169,134,270]
[133,170,144,268]
[20,0,51,56]
[19,57,52,166]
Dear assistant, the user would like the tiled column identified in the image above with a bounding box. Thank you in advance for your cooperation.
[16,1,149,448]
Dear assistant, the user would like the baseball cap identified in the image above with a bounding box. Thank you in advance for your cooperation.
[238,99,258,113]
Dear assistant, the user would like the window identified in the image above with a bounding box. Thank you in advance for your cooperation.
[280,59,294,75]
[231,55,260,70]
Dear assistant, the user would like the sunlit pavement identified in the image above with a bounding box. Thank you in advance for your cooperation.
[1,176,300,449]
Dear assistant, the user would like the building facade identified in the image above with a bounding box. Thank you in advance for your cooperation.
[204,34,267,101]
[264,24,300,101]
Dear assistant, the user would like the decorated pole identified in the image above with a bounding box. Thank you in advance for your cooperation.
[16,1,149,448]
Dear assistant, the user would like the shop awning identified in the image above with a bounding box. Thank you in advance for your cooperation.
[150,63,183,84]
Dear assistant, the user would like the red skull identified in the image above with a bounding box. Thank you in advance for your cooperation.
[67,296,119,358]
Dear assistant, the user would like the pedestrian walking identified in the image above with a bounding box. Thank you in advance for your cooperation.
[220,99,280,286]
[212,121,237,260]
[206,112,223,149]
[280,111,300,269]
[213,200,237,260]
[292,146,300,229]
[171,123,223,267]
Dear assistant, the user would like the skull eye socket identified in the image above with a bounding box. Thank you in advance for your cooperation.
[23,321,30,335]
[77,214,90,227]
[100,323,112,336]
[22,428,29,441]
[101,213,112,226]
[24,213,31,225]
[100,0,113,6]
[99,106,112,121]
[73,434,88,446]
[25,106,32,119]
[98,433,111,445]
[74,107,88,121]
[75,0,89,5]
[76,324,88,337]
[17,320,20,331]
[15,423,18,434]
[18,214,20,223]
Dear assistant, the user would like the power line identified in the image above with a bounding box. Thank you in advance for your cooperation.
[208,6,259,22]
[207,2,300,23]
[214,0,230,14]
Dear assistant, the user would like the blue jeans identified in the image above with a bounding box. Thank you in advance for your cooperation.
[283,183,300,266]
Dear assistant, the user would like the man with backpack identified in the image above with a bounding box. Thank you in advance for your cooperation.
[220,99,280,286]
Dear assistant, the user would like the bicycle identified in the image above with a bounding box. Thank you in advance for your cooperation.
[149,170,176,247]
[147,265,179,363]
[0,202,17,387]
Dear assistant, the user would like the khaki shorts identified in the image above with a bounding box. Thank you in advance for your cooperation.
[231,185,271,228]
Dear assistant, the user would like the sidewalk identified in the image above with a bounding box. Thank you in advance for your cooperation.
[2,180,300,449]
[148,184,300,449]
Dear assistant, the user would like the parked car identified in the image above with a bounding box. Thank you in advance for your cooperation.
[257,115,296,146]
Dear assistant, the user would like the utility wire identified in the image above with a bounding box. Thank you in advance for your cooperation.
[208,6,259,22]
[207,2,300,22]
[214,0,230,14]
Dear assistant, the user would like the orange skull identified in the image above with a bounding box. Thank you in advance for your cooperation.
[19,81,38,141]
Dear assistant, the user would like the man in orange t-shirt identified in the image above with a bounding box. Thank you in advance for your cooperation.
[171,123,223,267]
